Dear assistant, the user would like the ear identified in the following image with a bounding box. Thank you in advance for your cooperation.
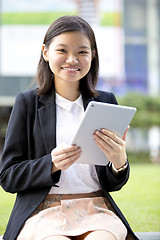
[42,44,48,62]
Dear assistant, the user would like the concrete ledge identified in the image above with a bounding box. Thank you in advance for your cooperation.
[136,232,160,240]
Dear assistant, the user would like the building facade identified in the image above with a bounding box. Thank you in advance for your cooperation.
[124,0,160,95]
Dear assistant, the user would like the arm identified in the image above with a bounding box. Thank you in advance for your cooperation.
[96,161,129,192]
[0,93,59,193]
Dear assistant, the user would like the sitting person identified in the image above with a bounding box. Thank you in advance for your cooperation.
[0,15,139,240]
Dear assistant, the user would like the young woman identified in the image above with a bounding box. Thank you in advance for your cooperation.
[0,16,139,240]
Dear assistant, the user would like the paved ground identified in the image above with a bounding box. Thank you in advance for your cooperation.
[136,232,160,240]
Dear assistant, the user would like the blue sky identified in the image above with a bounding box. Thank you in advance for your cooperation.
[1,0,116,12]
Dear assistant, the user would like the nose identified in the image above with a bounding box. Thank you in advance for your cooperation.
[66,55,78,65]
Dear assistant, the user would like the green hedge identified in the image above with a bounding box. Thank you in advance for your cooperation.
[127,151,151,164]
[100,12,121,26]
[2,11,121,26]
[118,93,160,128]
[2,12,76,25]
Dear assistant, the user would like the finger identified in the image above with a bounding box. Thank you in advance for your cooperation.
[94,130,121,149]
[52,145,78,157]
[122,126,130,141]
[52,147,81,162]
[94,137,110,154]
[93,132,113,152]
[55,151,82,170]
[100,129,122,144]
[63,151,82,167]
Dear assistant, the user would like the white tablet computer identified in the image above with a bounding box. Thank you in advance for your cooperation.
[70,101,137,166]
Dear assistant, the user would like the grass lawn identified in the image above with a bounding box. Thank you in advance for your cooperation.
[0,164,160,235]
[0,188,16,235]
[111,164,160,232]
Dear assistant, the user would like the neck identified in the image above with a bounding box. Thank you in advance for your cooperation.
[55,81,80,101]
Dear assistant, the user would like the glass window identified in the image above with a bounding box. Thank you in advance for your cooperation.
[125,44,148,92]
[124,0,147,37]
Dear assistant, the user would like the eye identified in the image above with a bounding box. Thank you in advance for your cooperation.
[79,51,88,54]
[57,49,67,53]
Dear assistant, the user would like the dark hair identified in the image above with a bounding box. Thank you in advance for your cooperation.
[36,15,99,97]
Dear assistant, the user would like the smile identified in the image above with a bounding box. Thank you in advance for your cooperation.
[62,67,80,72]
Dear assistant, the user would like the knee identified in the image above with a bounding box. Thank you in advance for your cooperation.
[84,230,116,240]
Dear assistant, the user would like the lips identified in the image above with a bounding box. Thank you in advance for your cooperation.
[62,67,80,72]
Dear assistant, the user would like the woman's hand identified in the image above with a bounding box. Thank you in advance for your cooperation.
[51,144,82,173]
[93,127,130,170]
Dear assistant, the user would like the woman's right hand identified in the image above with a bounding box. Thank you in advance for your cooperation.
[51,144,82,173]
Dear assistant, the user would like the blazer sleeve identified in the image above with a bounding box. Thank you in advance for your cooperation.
[0,93,58,193]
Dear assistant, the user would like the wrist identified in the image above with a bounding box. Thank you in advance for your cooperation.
[111,161,128,175]
[52,163,60,174]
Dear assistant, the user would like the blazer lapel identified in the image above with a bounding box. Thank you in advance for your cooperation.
[82,93,94,110]
[38,91,56,154]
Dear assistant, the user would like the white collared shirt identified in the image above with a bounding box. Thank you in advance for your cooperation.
[49,93,101,194]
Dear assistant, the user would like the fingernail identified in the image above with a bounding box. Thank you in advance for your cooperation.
[72,144,77,147]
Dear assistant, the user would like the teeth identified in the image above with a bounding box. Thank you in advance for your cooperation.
[63,68,79,71]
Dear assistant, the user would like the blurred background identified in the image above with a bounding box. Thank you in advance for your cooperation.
[0,0,160,164]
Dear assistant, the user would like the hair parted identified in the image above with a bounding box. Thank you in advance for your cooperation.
[36,15,99,98]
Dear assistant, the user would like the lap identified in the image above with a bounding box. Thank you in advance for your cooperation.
[44,236,72,240]
[44,230,117,240]
[73,230,117,240]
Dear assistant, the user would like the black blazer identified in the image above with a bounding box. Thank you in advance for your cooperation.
[0,89,139,240]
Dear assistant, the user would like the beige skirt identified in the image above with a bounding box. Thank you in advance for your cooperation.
[17,191,127,240]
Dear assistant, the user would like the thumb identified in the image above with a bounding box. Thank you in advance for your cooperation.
[122,126,130,141]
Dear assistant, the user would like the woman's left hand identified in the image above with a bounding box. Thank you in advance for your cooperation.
[93,127,130,170]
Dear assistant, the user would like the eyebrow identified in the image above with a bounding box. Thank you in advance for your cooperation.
[55,44,90,49]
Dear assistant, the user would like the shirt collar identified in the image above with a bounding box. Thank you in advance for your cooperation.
[56,93,84,112]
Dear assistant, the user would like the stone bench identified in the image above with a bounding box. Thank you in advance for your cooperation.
[136,232,160,240]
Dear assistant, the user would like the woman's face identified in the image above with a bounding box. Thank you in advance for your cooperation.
[42,31,92,90]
